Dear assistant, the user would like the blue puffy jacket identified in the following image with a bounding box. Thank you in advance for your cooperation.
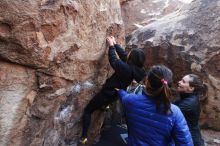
[118,90,193,146]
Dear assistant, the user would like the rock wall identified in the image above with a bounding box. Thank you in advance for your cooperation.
[127,0,220,130]
[1,0,220,146]
[0,0,124,146]
[0,61,36,146]
[121,0,192,35]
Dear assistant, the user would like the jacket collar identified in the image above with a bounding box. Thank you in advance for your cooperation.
[180,92,195,99]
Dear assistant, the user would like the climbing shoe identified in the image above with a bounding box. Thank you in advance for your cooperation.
[79,137,88,145]
[105,105,110,110]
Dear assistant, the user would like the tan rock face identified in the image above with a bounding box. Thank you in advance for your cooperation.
[0,0,124,146]
[127,0,220,130]
[121,0,192,35]
[0,61,36,146]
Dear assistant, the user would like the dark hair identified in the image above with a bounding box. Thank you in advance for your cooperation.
[144,65,173,114]
[127,48,145,68]
[188,74,208,99]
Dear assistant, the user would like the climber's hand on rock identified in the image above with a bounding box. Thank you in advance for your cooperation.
[111,36,116,45]
[106,36,114,46]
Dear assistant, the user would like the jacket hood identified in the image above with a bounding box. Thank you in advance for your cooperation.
[132,65,146,83]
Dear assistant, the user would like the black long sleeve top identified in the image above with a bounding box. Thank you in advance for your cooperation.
[102,44,145,92]
[174,93,204,146]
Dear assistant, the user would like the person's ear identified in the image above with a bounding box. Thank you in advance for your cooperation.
[188,86,195,92]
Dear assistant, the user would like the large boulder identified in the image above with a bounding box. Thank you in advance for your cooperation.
[121,0,192,35]
[127,0,220,130]
[0,0,124,146]
[0,61,36,146]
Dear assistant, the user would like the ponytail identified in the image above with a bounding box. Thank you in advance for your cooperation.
[198,84,208,102]
[202,84,208,96]
[145,65,173,114]
[156,84,172,114]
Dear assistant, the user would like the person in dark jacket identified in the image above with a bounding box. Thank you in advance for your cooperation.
[79,36,146,144]
[117,65,193,146]
[174,74,208,146]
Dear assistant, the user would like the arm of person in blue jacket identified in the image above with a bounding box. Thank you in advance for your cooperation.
[171,106,193,146]
[117,89,130,107]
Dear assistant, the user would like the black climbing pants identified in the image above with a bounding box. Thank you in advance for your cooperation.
[81,89,117,138]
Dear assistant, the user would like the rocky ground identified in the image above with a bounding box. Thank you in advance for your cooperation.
[202,129,220,146]
[94,120,220,146]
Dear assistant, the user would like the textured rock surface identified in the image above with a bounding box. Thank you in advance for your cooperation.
[0,61,36,146]
[127,0,220,130]
[0,0,124,146]
[121,0,192,35]
[202,129,220,146]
